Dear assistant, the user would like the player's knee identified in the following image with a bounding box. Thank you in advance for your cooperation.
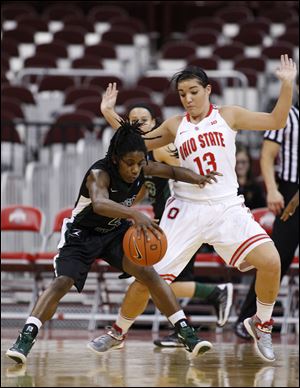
[50,276,74,297]
[134,266,159,285]
[260,251,281,273]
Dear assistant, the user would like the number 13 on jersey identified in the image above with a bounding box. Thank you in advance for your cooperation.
[193,152,217,174]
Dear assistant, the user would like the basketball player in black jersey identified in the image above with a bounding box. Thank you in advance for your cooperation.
[6,120,221,364]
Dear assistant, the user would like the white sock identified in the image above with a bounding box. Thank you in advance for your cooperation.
[168,310,187,326]
[256,299,275,323]
[115,313,135,335]
[25,316,43,329]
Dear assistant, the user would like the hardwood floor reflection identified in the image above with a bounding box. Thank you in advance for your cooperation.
[1,331,299,387]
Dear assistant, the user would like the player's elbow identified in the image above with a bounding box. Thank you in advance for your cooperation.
[92,199,108,215]
[269,114,287,130]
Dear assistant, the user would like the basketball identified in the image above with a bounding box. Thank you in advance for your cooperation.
[123,225,168,266]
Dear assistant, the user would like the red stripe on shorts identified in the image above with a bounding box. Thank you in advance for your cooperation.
[230,234,270,267]
[160,274,176,282]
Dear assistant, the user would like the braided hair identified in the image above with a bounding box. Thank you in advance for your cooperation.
[105,118,161,168]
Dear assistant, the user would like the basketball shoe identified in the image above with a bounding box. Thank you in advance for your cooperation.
[6,332,36,364]
[206,283,233,327]
[153,283,233,348]
[234,321,251,340]
[87,325,125,354]
[153,331,185,348]
[243,315,275,362]
[175,323,212,357]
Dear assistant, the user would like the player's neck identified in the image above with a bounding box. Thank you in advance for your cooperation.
[188,103,212,124]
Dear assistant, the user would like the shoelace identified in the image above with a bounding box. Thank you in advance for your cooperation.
[255,320,274,349]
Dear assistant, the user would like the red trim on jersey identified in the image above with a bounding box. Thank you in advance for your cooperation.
[230,234,270,267]
[205,103,213,118]
[185,104,213,122]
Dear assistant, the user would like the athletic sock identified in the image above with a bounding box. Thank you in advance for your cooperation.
[168,310,187,327]
[114,313,135,335]
[256,298,275,323]
[22,317,42,338]
[193,282,217,300]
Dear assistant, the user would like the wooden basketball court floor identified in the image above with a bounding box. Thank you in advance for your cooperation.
[1,328,299,387]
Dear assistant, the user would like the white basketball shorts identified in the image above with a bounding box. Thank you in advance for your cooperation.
[154,195,273,283]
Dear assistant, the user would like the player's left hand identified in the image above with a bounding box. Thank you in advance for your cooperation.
[275,54,297,83]
[198,171,223,188]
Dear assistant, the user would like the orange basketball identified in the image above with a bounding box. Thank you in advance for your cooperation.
[123,225,168,266]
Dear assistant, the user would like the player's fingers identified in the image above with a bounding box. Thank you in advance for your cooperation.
[151,222,163,234]
[135,225,142,239]
[280,212,288,221]
[208,174,218,182]
[148,226,161,240]
[142,225,151,241]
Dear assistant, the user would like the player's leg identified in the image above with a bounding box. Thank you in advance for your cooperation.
[6,225,100,364]
[87,279,150,353]
[88,260,213,356]
[242,241,280,362]
[6,276,74,364]
[171,281,233,327]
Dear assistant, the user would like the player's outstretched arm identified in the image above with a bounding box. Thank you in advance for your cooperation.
[100,82,122,129]
[144,161,222,188]
[223,54,297,132]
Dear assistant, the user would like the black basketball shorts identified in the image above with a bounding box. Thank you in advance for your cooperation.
[55,221,131,292]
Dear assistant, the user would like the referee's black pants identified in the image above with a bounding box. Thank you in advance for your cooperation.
[237,181,299,323]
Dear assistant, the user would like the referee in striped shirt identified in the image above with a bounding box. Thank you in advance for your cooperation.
[235,75,299,339]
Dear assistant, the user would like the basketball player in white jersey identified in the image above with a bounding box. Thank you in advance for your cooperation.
[90,54,297,362]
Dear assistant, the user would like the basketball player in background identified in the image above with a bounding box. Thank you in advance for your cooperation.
[6,120,221,364]
[99,97,233,349]
[92,54,297,362]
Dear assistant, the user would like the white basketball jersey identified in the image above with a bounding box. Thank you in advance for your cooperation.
[173,104,238,201]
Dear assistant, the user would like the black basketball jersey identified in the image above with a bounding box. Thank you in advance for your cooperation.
[144,151,171,220]
[71,158,145,233]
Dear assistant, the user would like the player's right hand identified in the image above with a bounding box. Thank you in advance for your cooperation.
[100,82,118,113]
[131,210,163,241]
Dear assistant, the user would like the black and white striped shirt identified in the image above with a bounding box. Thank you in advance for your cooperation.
[264,105,299,184]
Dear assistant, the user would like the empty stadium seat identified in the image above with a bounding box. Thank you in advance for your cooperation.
[1,205,45,309]
[84,75,124,89]
[38,75,75,93]
[186,28,220,57]
[2,4,37,20]
[72,56,103,69]
[24,54,57,69]
[187,17,224,34]
[63,85,102,105]
[84,42,121,73]
[187,55,220,70]
[116,86,153,106]
[42,4,84,21]
[75,97,103,117]
[213,43,245,70]
[158,41,197,71]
